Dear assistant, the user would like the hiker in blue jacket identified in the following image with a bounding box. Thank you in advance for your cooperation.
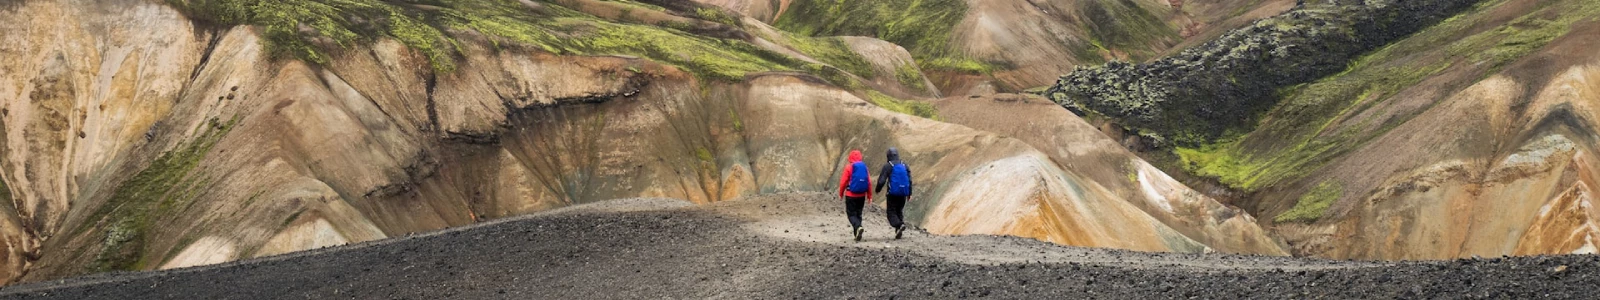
[874,147,914,239]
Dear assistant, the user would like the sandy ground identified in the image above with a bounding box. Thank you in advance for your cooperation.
[0,193,1596,299]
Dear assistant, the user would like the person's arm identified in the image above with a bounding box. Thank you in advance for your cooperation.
[875,165,891,194]
[865,172,873,203]
[837,165,851,199]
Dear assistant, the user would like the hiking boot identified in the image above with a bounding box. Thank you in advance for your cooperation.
[894,225,905,240]
[853,227,864,242]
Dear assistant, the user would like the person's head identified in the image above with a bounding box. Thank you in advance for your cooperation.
[886,147,900,162]
[848,149,863,162]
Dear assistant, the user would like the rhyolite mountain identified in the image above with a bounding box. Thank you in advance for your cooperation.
[0,0,1591,286]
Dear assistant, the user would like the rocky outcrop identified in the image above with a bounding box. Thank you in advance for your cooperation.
[1045,0,1483,144]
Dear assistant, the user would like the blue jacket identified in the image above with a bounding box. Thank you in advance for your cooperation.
[874,148,913,196]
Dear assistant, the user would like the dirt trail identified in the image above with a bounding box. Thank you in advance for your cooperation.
[725,193,1352,270]
[1,194,1596,299]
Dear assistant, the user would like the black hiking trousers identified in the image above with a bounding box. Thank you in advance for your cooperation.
[845,196,866,228]
[885,195,907,228]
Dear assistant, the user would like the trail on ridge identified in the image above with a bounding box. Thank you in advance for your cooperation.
[0,194,1595,299]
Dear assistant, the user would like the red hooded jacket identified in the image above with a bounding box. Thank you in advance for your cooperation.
[838,150,872,201]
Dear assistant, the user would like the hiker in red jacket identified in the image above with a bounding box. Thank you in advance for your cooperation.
[838,149,872,241]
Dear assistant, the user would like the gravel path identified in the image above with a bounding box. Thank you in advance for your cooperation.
[1,193,1596,299]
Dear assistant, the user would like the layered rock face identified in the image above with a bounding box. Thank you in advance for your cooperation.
[1231,0,1600,260]
[1043,0,1600,260]
[1295,31,1600,259]
[929,93,1283,255]
[0,0,1285,284]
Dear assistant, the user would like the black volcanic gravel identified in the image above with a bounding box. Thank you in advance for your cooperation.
[1,207,1597,299]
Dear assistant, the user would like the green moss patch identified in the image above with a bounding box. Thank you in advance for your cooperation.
[773,0,992,74]
[770,32,876,79]
[567,20,796,81]
[1080,0,1178,61]
[1459,0,1599,71]
[864,91,939,120]
[1275,180,1343,223]
[895,63,929,92]
[1174,134,1346,192]
[692,6,738,26]
[917,56,994,74]
[85,118,237,272]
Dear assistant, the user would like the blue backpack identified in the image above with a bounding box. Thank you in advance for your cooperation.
[847,161,870,193]
[888,162,912,196]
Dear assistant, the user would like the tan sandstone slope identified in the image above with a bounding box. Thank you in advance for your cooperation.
[1157,0,1600,260]
[0,0,1282,284]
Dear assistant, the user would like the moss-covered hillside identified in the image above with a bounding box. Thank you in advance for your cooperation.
[771,0,1185,82]
[771,0,985,73]
[168,0,814,82]
[1050,0,1600,229]
[1173,0,1600,194]
[159,0,944,118]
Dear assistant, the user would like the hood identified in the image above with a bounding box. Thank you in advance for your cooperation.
[886,147,900,162]
[848,150,863,163]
